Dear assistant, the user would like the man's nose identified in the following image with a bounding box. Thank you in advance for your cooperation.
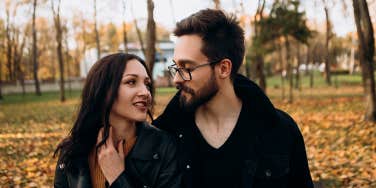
[173,72,184,85]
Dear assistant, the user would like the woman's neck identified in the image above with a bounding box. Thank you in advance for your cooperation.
[109,114,137,144]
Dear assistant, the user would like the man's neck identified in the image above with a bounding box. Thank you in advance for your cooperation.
[195,83,242,130]
[194,83,242,148]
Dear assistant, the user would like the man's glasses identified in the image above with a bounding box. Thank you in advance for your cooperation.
[167,60,221,81]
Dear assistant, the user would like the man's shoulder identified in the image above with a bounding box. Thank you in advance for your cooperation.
[274,109,302,136]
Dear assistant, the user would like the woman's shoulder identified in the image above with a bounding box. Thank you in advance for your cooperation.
[137,122,175,151]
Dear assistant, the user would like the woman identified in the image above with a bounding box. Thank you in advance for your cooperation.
[54,53,181,188]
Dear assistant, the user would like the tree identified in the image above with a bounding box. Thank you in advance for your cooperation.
[31,0,41,95]
[319,0,335,85]
[51,0,65,102]
[122,0,128,53]
[130,1,146,56]
[93,0,101,59]
[250,0,267,92]
[0,19,4,100]
[146,0,156,76]
[13,26,27,95]
[5,2,13,81]
[352,0,376,121]
[213,0,221,9]
[260,0,312,102]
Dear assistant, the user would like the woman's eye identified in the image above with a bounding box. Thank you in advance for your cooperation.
[125,80,136,85]
[145,83,152,91]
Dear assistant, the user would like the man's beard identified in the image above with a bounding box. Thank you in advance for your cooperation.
[178,72,218,112]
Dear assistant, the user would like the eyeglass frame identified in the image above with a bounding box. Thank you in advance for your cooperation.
[167,59,222,81]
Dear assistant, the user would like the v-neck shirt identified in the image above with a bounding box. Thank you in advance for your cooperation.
[190,105,248,188]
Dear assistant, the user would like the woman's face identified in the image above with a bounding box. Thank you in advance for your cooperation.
[110,59,152,122]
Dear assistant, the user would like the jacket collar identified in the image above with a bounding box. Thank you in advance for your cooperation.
[156,74,278,128]
[128,122,161,160]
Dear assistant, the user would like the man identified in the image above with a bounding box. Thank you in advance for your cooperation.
[152,9,313,188]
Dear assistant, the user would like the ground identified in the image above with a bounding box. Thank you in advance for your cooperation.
[0,85,375,188]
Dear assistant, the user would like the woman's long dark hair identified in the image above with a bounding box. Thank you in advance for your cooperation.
[54,53,154,170]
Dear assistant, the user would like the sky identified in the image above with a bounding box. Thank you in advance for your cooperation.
[1,0,369,37]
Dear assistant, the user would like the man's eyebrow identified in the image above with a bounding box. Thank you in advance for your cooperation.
[172,59,196,65]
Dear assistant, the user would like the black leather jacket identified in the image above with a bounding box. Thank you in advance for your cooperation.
[152,74,313,188]
[54,122,181,188]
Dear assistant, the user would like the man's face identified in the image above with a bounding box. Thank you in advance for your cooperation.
[172,34,219,111]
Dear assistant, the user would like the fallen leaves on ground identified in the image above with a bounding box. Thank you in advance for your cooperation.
[0,90,375,187]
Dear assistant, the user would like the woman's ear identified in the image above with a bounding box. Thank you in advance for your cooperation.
[216,58,232,79]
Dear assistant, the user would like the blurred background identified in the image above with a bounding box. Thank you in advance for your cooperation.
[0,0,375,187]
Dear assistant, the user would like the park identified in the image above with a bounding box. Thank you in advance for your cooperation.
[0,0,376,187]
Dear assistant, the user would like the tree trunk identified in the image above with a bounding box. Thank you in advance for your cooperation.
[94,0,101,60]
[285,35,293,103]
[122,0,128,53]
[52,0,65,102]
[0,46,3,100]
[253,0,266,92]
[256,55,266,92]
[134,18,146,57]
[324,6,332,85]
[352,0,376,121]
[14,31,26,96]
[5,7,13,81]
[64,35,72,95]
[213,0,221,9]
[295,42,301,91]
[146,0,156,76]
[277,40,285,100]
[32,0,41,96]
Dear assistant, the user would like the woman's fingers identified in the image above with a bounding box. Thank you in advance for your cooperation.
[106,126,114,147]
[97,127,104,145]
[117,140,125,159]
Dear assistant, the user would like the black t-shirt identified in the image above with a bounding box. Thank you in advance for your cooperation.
[190,106,247,188]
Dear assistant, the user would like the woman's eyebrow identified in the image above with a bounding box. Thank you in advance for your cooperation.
[122,74,138,78]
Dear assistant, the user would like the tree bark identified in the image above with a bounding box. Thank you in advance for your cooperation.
[32,0,41,96]
[323,5,332,85]
[295,42,301,90]
[146,0,156,75]
[94,0,101,60]
[5,6,13,81]
[276,40,285,100]
[213,0,221,9]
[122,0,128,53]
[14,30,26,96]
[285,35,293,103]
[352,0,376,121]
[134,18,146,57]
[51,0,65,102]
[64,34,72,95]
[253,0,266,92]
[0,44,3,100]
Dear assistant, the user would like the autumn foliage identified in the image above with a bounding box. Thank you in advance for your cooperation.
[0,87,375,187]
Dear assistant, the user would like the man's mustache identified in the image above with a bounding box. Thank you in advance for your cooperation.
[176,84,195,95]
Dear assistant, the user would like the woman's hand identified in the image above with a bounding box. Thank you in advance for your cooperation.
[97,127,125,185]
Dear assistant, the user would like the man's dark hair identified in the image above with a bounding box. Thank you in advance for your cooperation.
[173,9,245,79]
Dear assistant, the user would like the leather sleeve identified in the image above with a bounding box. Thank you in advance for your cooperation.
[154,135,182,188]
[54,159,69,188]
[109,171,137,188]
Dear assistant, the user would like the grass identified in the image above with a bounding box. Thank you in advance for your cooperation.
[0,75,375,187]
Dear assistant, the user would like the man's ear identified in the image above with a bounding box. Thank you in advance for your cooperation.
[216,58,232,79]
